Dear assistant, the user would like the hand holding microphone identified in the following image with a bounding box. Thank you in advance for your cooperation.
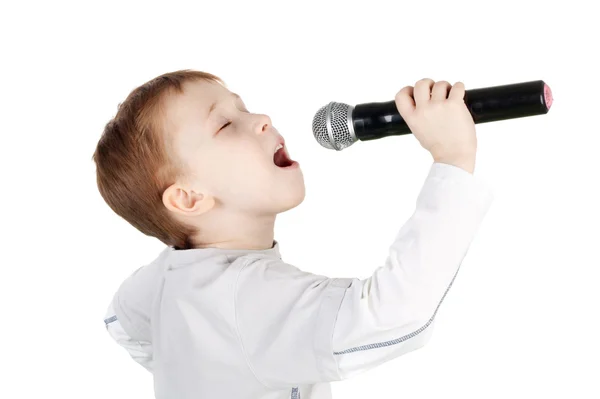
[312,79,553,157]
[395,79,477,173]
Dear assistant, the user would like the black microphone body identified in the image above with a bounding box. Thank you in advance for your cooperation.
[352,80,552,142]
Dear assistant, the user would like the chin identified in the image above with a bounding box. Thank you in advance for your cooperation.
[277,181,306,213]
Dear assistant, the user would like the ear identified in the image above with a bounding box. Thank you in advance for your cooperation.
[162,184,215,217]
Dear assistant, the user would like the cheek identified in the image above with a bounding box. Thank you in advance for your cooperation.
[228,141,272,172]
[207,145,272,188]
[230,157,273,188]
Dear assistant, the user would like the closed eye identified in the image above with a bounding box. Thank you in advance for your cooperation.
[219,121,231,131]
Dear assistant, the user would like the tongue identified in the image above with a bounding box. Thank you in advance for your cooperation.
[274,148,292,167]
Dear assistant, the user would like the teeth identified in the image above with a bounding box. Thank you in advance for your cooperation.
[275,143,283,153]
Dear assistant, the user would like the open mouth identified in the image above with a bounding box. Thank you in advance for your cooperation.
[273,143,295,168]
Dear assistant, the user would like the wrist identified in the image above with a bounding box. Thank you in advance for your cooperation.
[433,154,476,174]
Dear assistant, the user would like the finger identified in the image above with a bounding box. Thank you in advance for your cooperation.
[431,81,451,102]
[414,78,435,105]
[448,81,466,101]
[395,85,415,118]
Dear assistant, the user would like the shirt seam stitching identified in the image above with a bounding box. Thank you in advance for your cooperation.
[334,247,464,355]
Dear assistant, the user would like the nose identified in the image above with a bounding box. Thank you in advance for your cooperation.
[253,113,272,135]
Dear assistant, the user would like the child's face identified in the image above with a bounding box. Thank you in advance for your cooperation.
[165,80,305,216]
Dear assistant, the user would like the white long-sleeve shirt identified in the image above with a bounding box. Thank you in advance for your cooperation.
[103,162,494,399]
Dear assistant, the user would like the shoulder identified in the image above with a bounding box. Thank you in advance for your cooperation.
[235,254,320,283]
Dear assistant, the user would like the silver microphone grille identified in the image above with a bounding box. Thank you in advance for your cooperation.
[311,102,356,151]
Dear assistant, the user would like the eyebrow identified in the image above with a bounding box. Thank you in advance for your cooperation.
[208,93,242,115]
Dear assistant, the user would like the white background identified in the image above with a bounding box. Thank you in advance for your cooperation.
[1,0,598,398]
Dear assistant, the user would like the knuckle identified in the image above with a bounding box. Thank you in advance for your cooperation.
[395,86,412,99]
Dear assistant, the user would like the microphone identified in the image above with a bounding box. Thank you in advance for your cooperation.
[312,80,553,151]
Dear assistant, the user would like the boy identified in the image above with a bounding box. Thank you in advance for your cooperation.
[95,70,493,399]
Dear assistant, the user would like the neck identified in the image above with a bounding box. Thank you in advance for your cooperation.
[190,210,276,250]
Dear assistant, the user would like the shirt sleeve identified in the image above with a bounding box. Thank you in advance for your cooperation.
[234,162,494,388]
[104,300,154,373]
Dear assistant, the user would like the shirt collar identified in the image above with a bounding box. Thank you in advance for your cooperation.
[165,240,281,265]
